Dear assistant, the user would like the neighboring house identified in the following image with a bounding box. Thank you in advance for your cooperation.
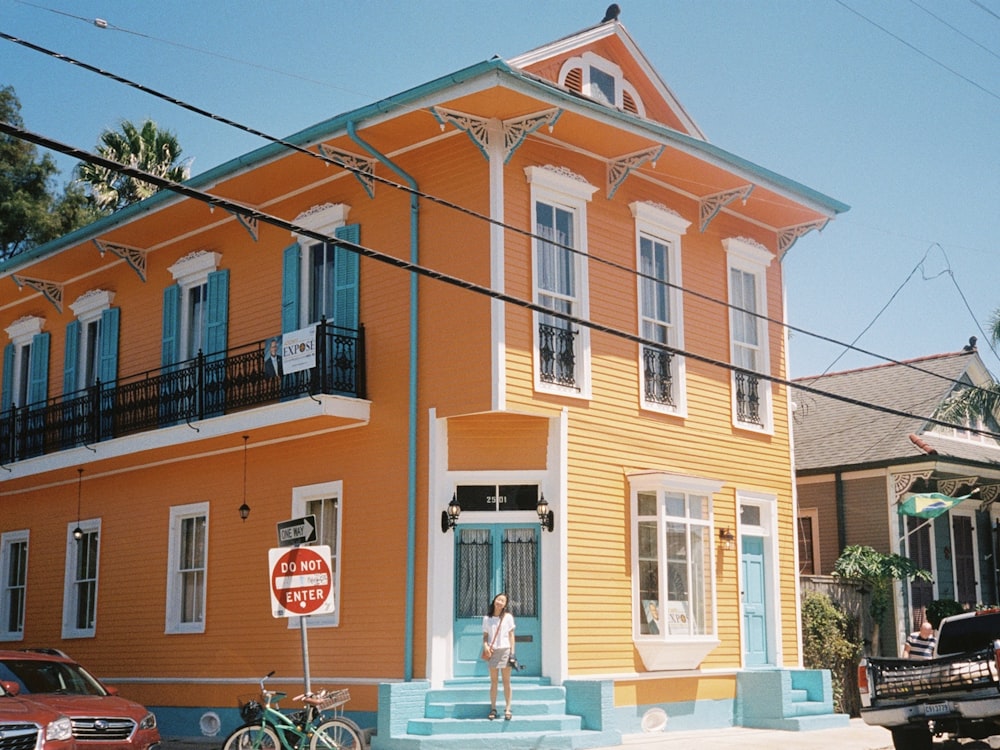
[0,14,848,749]
[792,342,1000,655]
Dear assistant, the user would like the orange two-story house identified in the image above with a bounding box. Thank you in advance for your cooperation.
[1,16,848,749]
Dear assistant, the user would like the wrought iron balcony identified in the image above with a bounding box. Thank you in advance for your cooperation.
[0,322,365,465]
[642,345,674,406]
[734,369,762,425]
[538,321,578,389]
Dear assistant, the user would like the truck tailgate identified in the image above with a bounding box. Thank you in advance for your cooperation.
[871,647,998,701]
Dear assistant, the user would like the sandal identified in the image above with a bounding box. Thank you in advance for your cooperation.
[504,709,512,721]
[488,708,497,721]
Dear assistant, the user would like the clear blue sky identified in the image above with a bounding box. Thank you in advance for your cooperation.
[3,0,998,380]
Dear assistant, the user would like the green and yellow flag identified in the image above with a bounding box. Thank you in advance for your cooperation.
[898,492,975,519]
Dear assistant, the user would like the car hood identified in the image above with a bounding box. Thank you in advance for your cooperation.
[0,694,64,722]
[26,693,147,719]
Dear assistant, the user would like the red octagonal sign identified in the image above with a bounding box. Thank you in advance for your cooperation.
[268,545,335,618]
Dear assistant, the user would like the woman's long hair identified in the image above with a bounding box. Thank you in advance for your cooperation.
[487,592,508,617]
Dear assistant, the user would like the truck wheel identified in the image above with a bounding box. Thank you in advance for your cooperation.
[890,726,932,750]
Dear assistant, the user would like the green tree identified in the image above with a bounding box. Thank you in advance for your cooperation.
[939,318,1000,422]
[833,545,932,655]
[0,85,99,260]
[76,119,190,212]
[801,592,862,715]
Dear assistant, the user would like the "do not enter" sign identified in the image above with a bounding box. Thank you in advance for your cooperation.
[268,545,335,618]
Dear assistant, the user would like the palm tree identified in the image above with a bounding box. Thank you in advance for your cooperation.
[76,119,191,213]
[938,311,1000,422]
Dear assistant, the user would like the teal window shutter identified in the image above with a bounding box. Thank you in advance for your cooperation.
[162,284,180,367]
[64,320,81,394]
[333,224,360,331]
[282,243,300,333]
[27,332,50,406]
[1,343,13,412]
[98,307,120,386]
[205,269,230,355]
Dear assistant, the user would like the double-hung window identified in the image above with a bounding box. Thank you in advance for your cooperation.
[291,481,344,627]
[725,238,774,432]
[164,252,228,364]
[630,471,722,671]
[632,202,689,414]
[526,166,597,398]
[62,519,100,638]
[166,502,208,633]
[0,530,28,641]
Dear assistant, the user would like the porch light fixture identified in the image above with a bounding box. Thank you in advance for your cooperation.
[441,493,461,533]
[719,527,734,550]
[238,435,251,522]
[72,468,84,541]
[537,494,554,533]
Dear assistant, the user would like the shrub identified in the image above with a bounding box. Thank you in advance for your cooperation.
[925,599,964,629]
[802,592,862,715]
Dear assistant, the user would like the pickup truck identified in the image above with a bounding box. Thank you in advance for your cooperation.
[859,609,1000,749]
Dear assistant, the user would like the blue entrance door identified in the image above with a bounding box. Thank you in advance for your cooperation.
[741,535,769,667]
[453,525,540,677]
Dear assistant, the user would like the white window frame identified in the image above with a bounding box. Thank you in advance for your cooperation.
[290,480,344,628]
[293,203,350,327]
[4,316,44,408]
[61,518,100,639]
[629,471,723,671]
[557,52,646,117]
[165,502,209,634]
[724,238,774,433]
[631,202,689,416]
[167,251,221,361]
[0,530,29,641]
[69,290,114,391]
[526,166,597,399]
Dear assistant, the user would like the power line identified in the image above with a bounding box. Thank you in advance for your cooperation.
[3,118,999,442]
[833,0,1000,103]
[908,0,1000,63]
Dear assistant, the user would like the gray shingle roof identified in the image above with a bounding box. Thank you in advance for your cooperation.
[791,350,1000,472]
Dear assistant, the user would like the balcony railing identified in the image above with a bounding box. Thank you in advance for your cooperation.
[0,322,365,465]
[538,321,578,389]
[642,345,674,406]
[734,369,762,425]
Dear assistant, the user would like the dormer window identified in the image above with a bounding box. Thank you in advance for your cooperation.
[558,52,645,117]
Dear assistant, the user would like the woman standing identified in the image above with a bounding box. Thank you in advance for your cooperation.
[482,592,516,720]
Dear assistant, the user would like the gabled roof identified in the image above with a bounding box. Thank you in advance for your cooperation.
[508,20,706,139]
[792,349,1000,472]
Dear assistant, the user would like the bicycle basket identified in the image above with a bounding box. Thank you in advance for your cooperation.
[316,689,350,713]
[238,695,263,723]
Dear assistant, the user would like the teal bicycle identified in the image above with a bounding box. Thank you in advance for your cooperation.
[223,672,364,750]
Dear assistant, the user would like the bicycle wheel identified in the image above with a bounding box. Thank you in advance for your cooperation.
[310,718,364,750]
[224,724,281,750]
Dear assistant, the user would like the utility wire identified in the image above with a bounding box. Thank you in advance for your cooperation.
[3,118,999,442]
[833,0,1000,103]
[908,0,1000,62]
[5,31,996,403]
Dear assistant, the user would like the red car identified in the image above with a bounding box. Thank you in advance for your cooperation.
[0,677,75,750]
[0,651,158,750]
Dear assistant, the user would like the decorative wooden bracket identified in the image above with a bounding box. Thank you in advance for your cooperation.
[778,218,829,260]
[699,184,754,232]
[11,275,63,312]
[318,144,377,199]
[224,208,259,241]
[431,106,562,164]
[93,240,149,282]
[607,145,663,199]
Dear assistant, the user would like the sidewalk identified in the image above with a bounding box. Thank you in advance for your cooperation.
[585,719,893,750]
[163,719,894,750]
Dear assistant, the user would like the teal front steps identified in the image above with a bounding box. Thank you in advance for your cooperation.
[735,668,850,731]
[371,677,619,750]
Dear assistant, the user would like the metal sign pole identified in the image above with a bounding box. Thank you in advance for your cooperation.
[301,615,311,694]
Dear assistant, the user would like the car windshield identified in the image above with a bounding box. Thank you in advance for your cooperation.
[0,658,107,696]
